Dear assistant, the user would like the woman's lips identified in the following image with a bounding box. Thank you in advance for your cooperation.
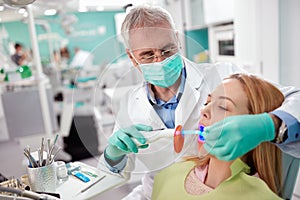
[198,122,208,128]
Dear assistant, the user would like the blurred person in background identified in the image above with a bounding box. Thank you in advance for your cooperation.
[11,43,26,66]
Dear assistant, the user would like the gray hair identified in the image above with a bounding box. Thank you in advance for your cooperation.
[121,5,176,48]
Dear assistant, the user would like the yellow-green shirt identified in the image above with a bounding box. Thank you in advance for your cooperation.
[152,159,282,200]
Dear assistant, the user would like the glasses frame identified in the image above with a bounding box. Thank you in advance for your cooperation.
[135,46,179,64]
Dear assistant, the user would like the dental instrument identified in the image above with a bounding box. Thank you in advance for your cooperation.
[174,125,205,153]
[132,125,205,153]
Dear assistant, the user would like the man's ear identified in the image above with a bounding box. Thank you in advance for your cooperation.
[126,48,138,67]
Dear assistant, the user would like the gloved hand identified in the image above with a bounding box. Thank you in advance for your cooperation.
[203,113,275,161]
[105,124,153,160]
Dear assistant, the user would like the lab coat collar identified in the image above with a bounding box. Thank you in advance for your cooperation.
[132,84,168,129]
[175,58,203,127]
[183,57,203,89]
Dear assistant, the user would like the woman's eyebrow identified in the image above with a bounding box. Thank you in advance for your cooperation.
[219,96,237,106]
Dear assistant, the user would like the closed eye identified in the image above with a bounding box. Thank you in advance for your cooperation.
[218,106,228,111]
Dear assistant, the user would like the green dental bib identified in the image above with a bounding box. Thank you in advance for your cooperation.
[152,159,282,200]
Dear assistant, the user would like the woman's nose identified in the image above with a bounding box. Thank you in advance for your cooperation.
[199,117,208,128]
[199,107,210,123]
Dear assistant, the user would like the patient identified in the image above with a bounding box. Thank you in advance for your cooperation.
[152,73,283,199]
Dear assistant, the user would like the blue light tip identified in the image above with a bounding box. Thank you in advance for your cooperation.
[199,125,205,132]
[198,125,205,142]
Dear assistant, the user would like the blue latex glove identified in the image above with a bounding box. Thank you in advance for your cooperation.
[203,113,275,161]
[105,124,153,160]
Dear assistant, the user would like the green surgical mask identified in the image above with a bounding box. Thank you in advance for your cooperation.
[139,53,183,88]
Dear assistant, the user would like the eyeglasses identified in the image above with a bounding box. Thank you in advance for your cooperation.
[138,47,179,64]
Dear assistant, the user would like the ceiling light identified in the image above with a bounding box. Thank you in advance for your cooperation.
[44,9,57,16]
[96,6,104,11]
[3,0,35,7]
[18,8,26,14]
[78,7,88,12]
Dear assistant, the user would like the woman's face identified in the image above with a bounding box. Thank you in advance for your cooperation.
[199,79,250,127]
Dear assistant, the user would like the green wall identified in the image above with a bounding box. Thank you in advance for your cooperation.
[1,12,208,66]
[2,21,32,49]
[1,10,125,66]
[185,28,209,62]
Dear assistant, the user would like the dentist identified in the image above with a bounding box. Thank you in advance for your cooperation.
[98,5,300,200]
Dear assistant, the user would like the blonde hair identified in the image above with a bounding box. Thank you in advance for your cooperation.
[187,73,284,195]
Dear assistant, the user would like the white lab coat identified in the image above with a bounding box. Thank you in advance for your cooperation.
[98,57,300,200]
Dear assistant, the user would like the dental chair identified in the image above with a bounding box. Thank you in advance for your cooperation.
[282,152,300,199]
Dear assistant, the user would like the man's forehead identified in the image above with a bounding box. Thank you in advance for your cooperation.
[128,27,177,50]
